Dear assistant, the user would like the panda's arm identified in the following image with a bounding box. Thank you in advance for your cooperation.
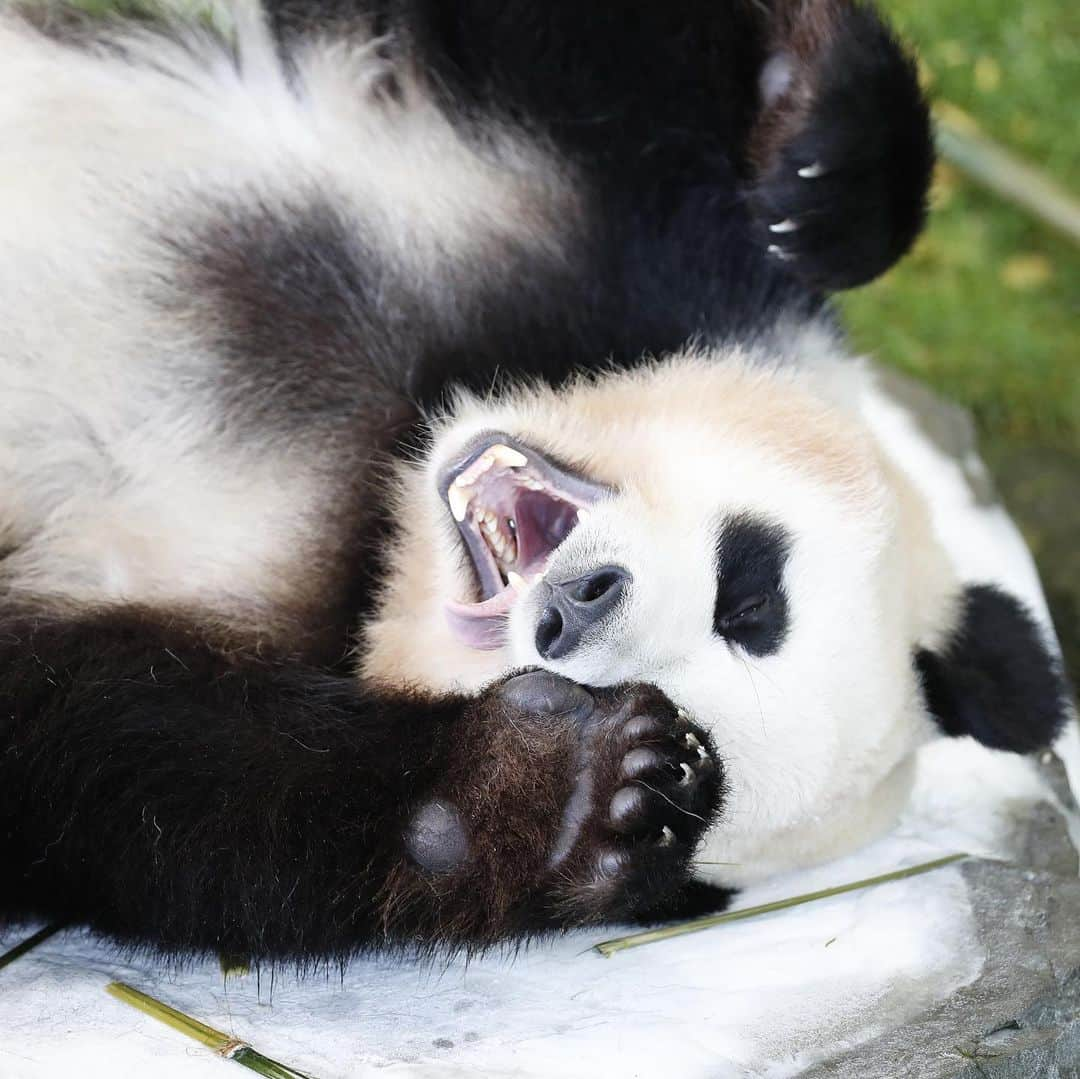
[0,605,465,957]
[0,607,722,958]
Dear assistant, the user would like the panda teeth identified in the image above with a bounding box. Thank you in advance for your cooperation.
[448,482,473,523]
[487,444,528,469]
[447,446,526,522]
[479,510,518,568]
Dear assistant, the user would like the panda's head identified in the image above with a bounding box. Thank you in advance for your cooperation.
[365,346,1069,882]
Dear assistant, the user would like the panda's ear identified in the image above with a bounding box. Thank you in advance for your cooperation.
[915,584,1071,753]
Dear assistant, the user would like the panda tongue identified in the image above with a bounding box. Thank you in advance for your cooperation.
[444,586,517,650]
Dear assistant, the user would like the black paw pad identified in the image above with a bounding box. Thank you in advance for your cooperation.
[405,799,469,874]
[496,670,596,724]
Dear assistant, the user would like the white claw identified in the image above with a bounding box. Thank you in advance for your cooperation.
[488,444,528,468]
[767,244,795,262]
[448,482,472,522]
[507,571,527,592]
[769,218,799,233]
[679,762,694,786]
[658,825,676,847]
[683,731,701,749]
[676,706,690,721]
[798,161,826,179]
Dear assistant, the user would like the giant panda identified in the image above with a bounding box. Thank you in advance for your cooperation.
[0,0,1070,962]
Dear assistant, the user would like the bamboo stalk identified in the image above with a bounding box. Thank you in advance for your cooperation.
[0,924,66,973]
[593,853,967,958]
[936,107,1080,246]
[107,982,319,1079]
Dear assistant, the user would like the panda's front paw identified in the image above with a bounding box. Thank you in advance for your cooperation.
[494,672,723,924]
[393,673,721,946]
[747,6,933,291]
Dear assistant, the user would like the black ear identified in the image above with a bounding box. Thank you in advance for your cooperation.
[915,585,1071,753]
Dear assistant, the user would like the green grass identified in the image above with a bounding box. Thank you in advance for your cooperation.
[842,0,1080,453]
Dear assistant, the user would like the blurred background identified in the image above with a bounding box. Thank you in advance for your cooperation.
[844,0,1079,679]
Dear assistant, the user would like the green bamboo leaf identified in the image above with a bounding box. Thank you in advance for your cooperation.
[593,853,968,957]
[107,982,319,1078]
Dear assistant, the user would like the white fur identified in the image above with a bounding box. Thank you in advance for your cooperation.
[0,1,570,614]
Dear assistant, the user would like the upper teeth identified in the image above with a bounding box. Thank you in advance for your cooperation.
[448,483,472,522]
[488,444,527,468]
[447,444,528,522]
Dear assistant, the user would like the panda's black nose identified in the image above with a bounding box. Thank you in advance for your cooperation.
[534,565,631,661]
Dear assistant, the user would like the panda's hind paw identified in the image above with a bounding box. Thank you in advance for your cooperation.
[747,3,933,291]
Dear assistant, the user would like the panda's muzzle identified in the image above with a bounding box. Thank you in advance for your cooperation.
[439,432,608,651]
[534,566,631,660]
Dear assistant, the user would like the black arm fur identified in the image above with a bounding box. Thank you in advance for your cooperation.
[0,611,723,959]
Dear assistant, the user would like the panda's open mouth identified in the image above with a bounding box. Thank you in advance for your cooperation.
[439,433,607,650]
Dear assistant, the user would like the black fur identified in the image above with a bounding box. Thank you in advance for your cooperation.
[629,881,737,926]
[172,196,417,435]
[0,615,720,957]
[2,0,935,958]
[748,0,934,289]
[915,585,1070,754]
[713,514,792,657]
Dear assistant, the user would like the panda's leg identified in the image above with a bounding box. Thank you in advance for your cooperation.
[0,609,722,957]
[384,0,932,291]
[262,1,929,295]
[746,0,935,290]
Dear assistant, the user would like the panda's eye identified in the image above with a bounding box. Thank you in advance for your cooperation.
[713,514,791,657]
[723,592,771,623]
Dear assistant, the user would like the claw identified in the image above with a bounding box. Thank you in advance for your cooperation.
[658,825,676,847]
[683,732,701,750]
[676,706,690,722]
[679,762,694,786]
[798,161,826,179]
[769,218,799,233]
[767,244,795,262]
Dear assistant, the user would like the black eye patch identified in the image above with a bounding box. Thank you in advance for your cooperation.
[713,514,792,656]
